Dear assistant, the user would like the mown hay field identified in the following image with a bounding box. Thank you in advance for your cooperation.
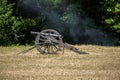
[0,45,120,80]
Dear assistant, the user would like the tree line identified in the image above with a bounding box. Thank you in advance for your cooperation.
[0,0,120,46]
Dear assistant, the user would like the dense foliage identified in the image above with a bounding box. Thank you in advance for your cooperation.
[82,0,120,31]
[0,0,120,45]
[81,0,120,44]
[0,0,36,45]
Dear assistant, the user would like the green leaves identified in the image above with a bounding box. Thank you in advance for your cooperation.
[0,0,36,45]
[115,3,120,12]
[102,0,120,31]
[113,23,120,30]
[105,18,115,24]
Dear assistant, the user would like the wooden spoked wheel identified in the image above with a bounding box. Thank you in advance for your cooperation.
[35,29,63,54]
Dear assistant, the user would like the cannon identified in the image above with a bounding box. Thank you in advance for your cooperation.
[17,29,88,55]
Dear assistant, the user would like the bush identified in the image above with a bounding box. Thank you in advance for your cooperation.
[0,0,36,45]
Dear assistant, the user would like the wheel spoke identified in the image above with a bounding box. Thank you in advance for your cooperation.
[50,45,54,53]
[54,44,58,49]
[35,29,63,54]
[39,38,45,42]
[43,45,47,53]
[36,43,43,45]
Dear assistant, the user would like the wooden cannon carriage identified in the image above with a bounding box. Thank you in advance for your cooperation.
[17,29,88,55]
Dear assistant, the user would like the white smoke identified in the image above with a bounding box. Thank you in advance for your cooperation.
[20,0,117,45]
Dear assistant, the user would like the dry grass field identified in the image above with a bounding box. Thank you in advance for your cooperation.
[0,45,120,80]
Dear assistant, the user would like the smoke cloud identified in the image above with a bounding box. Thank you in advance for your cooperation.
[20,0,117,45]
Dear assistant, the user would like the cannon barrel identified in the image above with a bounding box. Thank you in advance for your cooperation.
[31,31,40,34]
[31,31,62,37]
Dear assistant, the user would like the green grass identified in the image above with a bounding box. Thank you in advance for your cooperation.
[0,45,120,80]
